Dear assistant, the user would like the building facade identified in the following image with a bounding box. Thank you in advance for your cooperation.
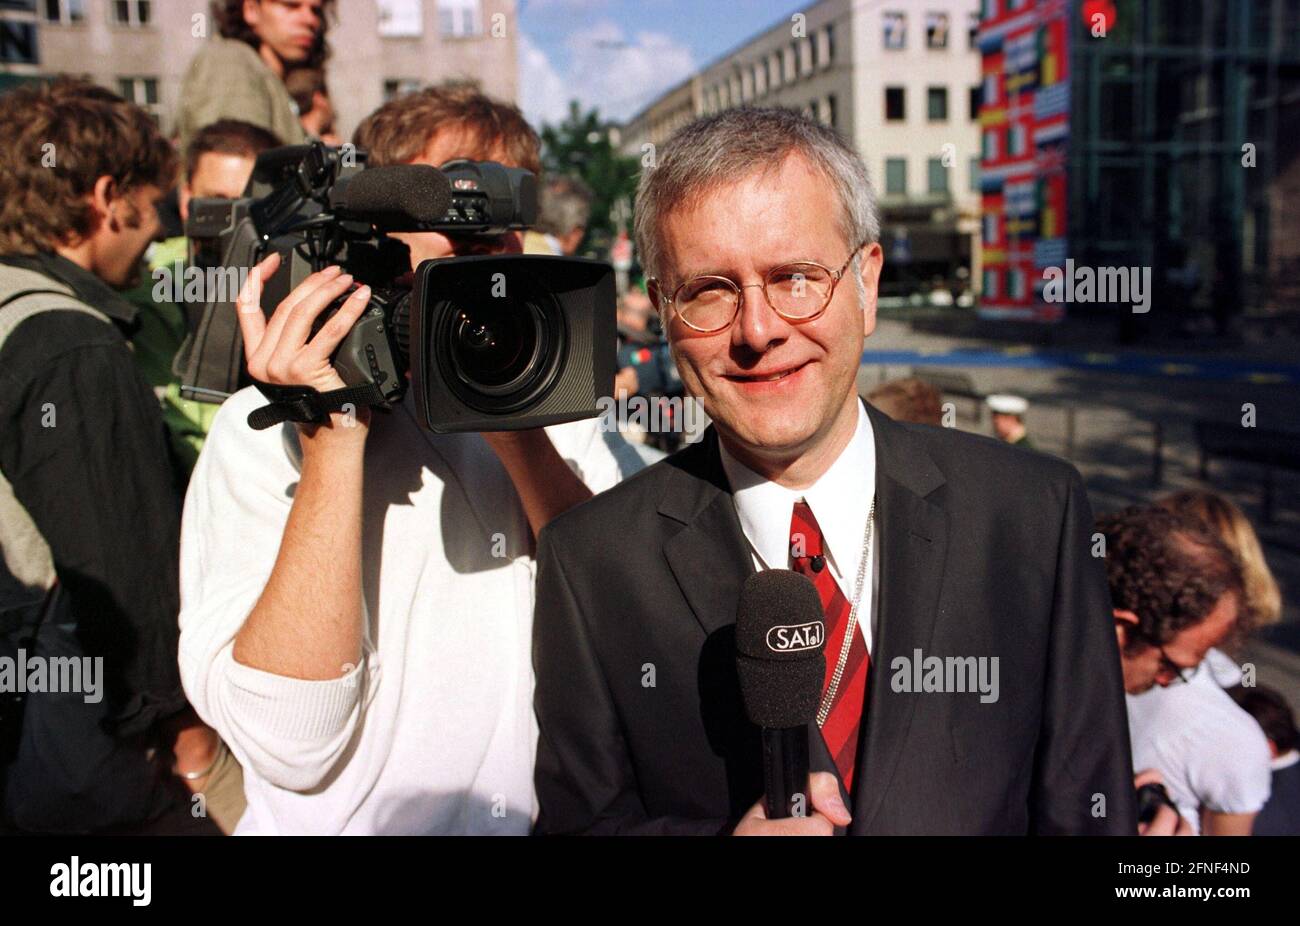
[851,0,984,297]
[620,0,983,298]
[1068,0,1300,328]
[978,0,1300,326]
[4,0,519,142]
[976,0,1071,321]
[620,76,698,164]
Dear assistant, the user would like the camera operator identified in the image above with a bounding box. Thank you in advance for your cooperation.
[175,0,329,155]
[0,78,210,833]
[177,86,645,835]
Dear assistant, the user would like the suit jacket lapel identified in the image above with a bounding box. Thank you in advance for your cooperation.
[660,430,755,637]
[852,403,949,834]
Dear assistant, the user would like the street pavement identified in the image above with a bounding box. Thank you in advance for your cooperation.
[858,317,1300,709]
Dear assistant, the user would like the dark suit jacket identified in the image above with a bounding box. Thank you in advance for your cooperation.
[532,402,1137,835]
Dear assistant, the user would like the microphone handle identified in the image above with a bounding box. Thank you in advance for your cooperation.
[762,725,810,819]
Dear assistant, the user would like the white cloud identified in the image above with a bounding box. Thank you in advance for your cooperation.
[518,19,695,129]
[519,32,572,128]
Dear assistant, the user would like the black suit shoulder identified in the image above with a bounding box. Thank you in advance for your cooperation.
[540,438,699,545]
[886,417,1082,508]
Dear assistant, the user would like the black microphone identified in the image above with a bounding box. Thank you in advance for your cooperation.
[735,569,827,819]
[328,164,452,229]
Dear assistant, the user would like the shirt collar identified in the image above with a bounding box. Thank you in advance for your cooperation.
[719,400,876,576]
[0,251,140,330]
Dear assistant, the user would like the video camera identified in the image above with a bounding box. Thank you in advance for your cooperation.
[179,142,615,432]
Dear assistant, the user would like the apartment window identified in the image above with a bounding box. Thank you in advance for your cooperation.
[969,156,981,192]
[741,68,753,101]
[110,0,150,27]
[383,78,422,101]
[927,86,948,121]
[44,0,86,24]
[983,0,998,18]
[768,53,781,89]
[824,24,835,66]
[969,11,981,48]
[825,94,837,128]
[983,268,999,298]
[969,86,981,120]
[791,41,803,78]
[927,157,949,194]
[378,0,423,37]
[885,158,907,196]
[438,0,481,37]
[885,86,906,121]
[808,35,819,71]
[926,12,949,49]
[117,76,159,120]
[883,11,906,49]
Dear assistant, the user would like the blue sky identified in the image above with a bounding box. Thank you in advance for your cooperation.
[517,0,805,128]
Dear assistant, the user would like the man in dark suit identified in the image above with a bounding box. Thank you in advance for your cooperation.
[532,107,1136,835]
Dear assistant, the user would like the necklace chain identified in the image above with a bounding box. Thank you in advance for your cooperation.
[815,496,876,728]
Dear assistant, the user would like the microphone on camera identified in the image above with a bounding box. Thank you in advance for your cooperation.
[735,569,827,819]
[329,164,452,229]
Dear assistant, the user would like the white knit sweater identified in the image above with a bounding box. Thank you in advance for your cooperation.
[178,386,647,835]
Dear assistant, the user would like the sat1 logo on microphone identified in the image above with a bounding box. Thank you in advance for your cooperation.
[766,621,826,653]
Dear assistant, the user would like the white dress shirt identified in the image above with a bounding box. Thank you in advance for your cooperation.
[718,400,880,652]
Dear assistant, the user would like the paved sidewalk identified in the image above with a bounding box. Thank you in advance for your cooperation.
[859,318,1300,708]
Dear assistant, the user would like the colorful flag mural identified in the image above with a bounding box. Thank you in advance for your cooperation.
[977,0,1070,321]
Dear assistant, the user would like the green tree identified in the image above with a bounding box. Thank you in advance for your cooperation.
[539,101,640,258]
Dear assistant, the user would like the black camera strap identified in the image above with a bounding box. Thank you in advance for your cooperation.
[247,381,391,430]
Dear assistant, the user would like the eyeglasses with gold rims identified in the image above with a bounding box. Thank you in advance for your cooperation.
[650,240,869,335]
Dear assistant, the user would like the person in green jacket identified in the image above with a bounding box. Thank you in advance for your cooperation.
[127,120,282,479]
[175,0,334,156]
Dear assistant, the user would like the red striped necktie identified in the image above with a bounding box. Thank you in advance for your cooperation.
[789,499,869,792]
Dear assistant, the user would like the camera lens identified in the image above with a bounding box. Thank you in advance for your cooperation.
[451,302,537,391]
[432,272,566,414]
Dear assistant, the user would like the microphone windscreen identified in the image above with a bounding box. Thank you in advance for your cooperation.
[735,569,827,729]
[331,165,452,227]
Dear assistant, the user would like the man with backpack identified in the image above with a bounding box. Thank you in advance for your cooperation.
[0,78,214,833]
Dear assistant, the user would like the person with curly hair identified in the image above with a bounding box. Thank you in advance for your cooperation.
[175,1,335,157]
[1157,489,1283,641]
[1099,504,1244,694]
[1100,503,1271,834]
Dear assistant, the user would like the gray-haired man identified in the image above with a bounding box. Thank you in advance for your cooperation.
[532,107,1136,835]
